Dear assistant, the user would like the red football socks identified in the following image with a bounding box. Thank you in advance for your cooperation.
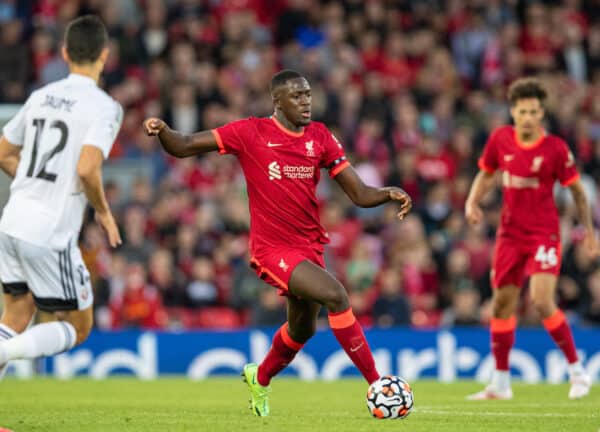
[257,323,303,386]
[543,309,578,364]
[490,316,516,371]
[328,308,380,384]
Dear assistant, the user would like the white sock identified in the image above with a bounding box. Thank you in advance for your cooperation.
[491,370,511,390]
[568,361,585,377]
[0,321,76,364]
[0,323,17,378]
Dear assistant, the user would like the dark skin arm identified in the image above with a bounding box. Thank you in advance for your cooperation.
[334,165,412,220]
[143,118,218,157]
[144,117,412,219]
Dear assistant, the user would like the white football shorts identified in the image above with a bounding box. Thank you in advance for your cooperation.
[0,232,93,311]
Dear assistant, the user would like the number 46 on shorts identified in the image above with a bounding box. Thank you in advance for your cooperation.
[534,245,558,269]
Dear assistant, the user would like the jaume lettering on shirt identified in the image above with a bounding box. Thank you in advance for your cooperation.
[41,94,77,112]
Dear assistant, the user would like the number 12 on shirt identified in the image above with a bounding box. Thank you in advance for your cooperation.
[26,118,69,182]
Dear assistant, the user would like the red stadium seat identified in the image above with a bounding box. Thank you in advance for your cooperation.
[165,307,195,329]
[195,307,242,329]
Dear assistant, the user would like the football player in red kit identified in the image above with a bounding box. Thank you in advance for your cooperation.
[465,78,599,400]
[143,70,412,416]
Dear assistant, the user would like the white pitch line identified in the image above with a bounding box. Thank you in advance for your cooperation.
[420,403,595,409]
[415,409,598,418]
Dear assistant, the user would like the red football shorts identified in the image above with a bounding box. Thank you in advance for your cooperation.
[492,235,561,289]
[250,246,325,296]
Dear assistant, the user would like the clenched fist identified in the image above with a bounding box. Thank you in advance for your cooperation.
[143,117,167,136]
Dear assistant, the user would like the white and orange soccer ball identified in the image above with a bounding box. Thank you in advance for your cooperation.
[366,375,414,419]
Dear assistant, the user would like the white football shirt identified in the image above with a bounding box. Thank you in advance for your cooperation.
[0,73,123,249]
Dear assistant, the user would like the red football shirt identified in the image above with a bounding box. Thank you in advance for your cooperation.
[212,116,350,253]
[478,126,579,238]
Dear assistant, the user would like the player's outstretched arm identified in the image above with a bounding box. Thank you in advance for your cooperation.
[143,118,219,157]
[334,165,412,220]
[568,179,600,255]
[0,136,22,178]
[465,170,495,225]
[77,145,122,248]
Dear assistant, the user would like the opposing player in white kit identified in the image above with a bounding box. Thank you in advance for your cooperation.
[0,15,122,375]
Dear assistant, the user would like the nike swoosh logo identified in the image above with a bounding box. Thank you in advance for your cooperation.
[350,343,364,352]
[267,142,283,147]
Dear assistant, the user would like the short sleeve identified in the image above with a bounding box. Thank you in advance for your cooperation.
[83,100,123,159]
[2,98,31,145]
[556,141,579,186]
[478,129,501,173]
[320,129,350,177]
[211,118,252,156]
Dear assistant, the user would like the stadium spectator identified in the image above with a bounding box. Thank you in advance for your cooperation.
[372,268,411,327]
[110,261,167,329]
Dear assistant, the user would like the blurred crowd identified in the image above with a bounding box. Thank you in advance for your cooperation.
[2,0,600,330]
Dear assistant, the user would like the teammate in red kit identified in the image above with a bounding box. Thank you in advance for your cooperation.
[465,78,599,400]
[143,70,412,416]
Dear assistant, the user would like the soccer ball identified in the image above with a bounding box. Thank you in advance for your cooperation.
[366,375,414,419]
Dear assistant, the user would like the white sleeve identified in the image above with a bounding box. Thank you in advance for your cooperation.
[83,100,123,158]
[2,98,31,146]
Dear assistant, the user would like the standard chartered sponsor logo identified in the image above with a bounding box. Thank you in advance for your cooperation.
[502,171,540,189]
[268,161,282,180]
[283,165,314,179]
[269,161,314,180]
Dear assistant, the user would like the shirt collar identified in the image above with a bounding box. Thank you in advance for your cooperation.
[67,73,97,86]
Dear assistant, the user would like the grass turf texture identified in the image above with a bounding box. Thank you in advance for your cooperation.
[0,379,598,432]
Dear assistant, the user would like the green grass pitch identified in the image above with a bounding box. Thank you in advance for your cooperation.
[0,378,598,431]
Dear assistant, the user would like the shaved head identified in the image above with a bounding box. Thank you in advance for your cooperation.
[270,70,304,94]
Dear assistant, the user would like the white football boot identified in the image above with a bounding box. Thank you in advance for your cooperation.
[467,384,514,400]
[568,372,592,400]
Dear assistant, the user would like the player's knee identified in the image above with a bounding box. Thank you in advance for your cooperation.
[492,301,508,318]
[13,316,31,334]
[1,295,36,333]
[1,314,31,334]
[530,294,553,317]
[322,282,349,313]
[492,295,515,318]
